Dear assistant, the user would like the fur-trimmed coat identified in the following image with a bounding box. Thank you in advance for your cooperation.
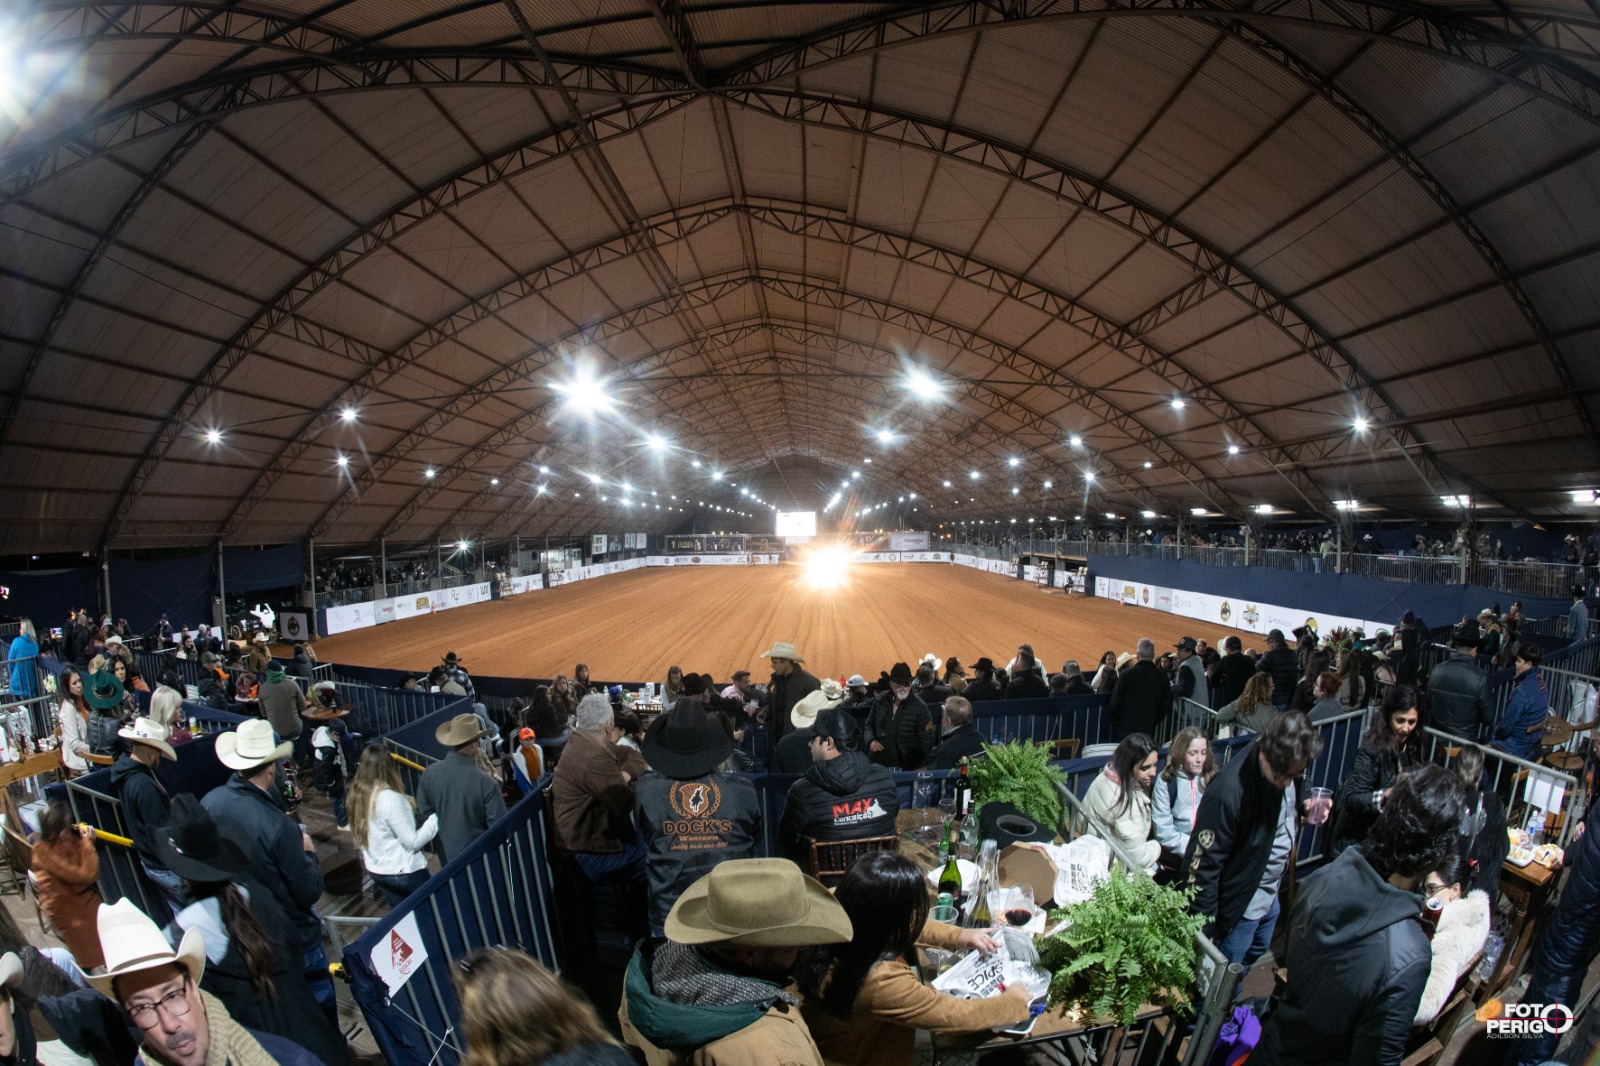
[1413,890,1490,1026]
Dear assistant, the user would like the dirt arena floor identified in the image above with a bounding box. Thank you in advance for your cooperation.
[315,563,1258,683]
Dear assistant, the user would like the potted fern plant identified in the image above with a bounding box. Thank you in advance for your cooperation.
[966,739,1068,829]
[1034,867,1204,1026]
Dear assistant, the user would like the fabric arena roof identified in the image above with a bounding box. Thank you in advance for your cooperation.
[1,1,1598,553]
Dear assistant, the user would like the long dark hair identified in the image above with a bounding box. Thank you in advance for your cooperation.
[797,851,928,1018]
[191,881,279,1000]
[1364,684,1423,758]
[58,667,89,718]
[1109,733,1157,818]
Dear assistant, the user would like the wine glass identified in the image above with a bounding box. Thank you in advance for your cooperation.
[1004,884,1036,928]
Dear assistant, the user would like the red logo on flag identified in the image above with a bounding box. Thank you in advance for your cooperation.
[390,930,415,976]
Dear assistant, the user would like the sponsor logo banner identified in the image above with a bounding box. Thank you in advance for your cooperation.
[888,531,931,551]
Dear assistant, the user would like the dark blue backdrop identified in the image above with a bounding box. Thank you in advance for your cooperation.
[0,567,99,626]
[108,552,212,633]
[1087,553,1567,625]
[221,541,304,593]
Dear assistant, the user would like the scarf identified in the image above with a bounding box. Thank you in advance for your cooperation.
[139,990,278,1066]
[652,941,795,1009]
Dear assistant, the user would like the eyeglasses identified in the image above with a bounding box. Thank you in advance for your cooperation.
[127,980,192,1026]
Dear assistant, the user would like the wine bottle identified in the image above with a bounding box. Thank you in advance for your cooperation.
[939,816,954,859]
[937,852,964,911]
[954,756,972,817]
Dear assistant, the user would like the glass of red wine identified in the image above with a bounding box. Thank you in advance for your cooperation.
[1003,884,1034,927]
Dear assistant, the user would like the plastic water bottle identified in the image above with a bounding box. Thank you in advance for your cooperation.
[1477,933,1505,980]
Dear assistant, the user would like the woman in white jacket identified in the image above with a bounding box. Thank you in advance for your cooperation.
[349,744,438,906]
[56,667,91,776]
[1152,727,1215,858]
[1079,732,1161,872]
[1414,853,1491,1026]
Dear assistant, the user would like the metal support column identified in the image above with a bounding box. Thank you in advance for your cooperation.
[100,544,112,621]
[379,537,387,598]
[215,540,226,630]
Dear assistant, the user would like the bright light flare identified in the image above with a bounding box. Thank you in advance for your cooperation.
[549,365,618,417]
[798,544,858,591]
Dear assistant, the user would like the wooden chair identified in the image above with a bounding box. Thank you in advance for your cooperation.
[1402,952,1483,1066]
[1048,738,1081,760]
[804,835,898,886]
[84,753,114,767]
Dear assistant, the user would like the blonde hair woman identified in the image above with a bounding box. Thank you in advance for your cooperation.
[453,946,632,1066]
[349,744,438,906]
[148,686,192,744]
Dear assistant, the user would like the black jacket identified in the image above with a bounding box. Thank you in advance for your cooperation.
[1425,653,1492,741]
[1511,798,1600,1066]
[1109,661,1172,740]
[777,750,897,862]
[772,726,816,775]
[1256,646,1300,707]
[1330,743,1419,857]
[1063,676,1094,697]
[1182,741,1293,942]
[1003,671,1048,701]
[109,754,171,868]
[767,668,821,753]
[636,771,760,931]
[1253,848,1431,1066]
[926,724,986,771]
[964,676,1004,703]
[1461,786,1507,904]
[864,691,933,770]
[61,623,90,668]
[202,775,326,952]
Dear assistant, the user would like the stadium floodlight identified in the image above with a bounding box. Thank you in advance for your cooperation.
[335,454,349,468]
[1104,512,1117,519]
[1334,499,1359,511]
[490,477,499,486]
[969,470,980,481]
[1007,457,1020,468]
[1227,444,1240,455]
[1042,480,1052,489]
[876,429,896,444]
[903,367,946,399]
[644,433,668,452]
[424,468,435,479]
[549,367,617,415]
[1084,472,1095,483]
[1143,461,1153,469]
[1191,507,1207,516]
[1441,494,1471,508]
[204,428,222,445]
[1353,416,1370,432]
[1141,510,1156,518]
[1069,435,1082,447]
[1171,397,1185,410]
[1255,504,1274,515]
[340,407,358,423]
[711,470,724,481]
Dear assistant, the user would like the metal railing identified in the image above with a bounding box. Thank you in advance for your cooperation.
[0,654,44,702]
[1470,559,1588,600]
[1418,726,1588,851]
[62,779,165,919]
[314,586,374,610]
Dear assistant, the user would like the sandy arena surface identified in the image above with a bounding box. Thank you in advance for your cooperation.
[314,562,1257,683]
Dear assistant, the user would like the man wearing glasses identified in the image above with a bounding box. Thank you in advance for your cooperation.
[92,898,324,1066]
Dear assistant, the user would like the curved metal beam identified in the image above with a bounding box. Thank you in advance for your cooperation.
[97,93,697,548]
[358,270,1247,545]
[720,0,1600,122]
[223,195,1320,540]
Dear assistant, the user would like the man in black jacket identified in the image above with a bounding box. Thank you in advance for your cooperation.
[1003,650,1049,700]
[1255,629,1300,709]
[865,662,933,770]
[636,700,760,935]
[1110,639,1172,740]
[963,658,1004,702]
[1183,710,1323,968]
[109,719,181,911]
[1060,661,1094,696]
[926,697,985,771]
[777,709,897,863]
[1425,621,1492,741]
[760,640,820,760]
[1253,765,1467,1066]
[1208,636,1254,709]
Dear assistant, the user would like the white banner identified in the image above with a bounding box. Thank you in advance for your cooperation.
[591,534,607,555]
[857,552,902,563]
[668,554,751,566]
[1099,572,1390,638]
[889,531,931,551]
[371,912,429,997]
[374,599,396,625]
[324,601,375,635]
[901,552,951,563]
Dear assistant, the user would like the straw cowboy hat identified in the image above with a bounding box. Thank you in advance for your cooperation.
[156,795,250,885]
[88,898,206,997]
[642,701,733,779]
[758,641,804,663]
[117,718,176,761]
[665,858,852,948]
[1115,651,1135,669]
[790,678,846,730]
[215,719,292,772]
[252,631,270,644]
[434,713,494,748]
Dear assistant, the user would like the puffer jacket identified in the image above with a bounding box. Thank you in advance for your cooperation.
[620,939,824,1066]
[1507,798,1600,1066]
[1079,772,1160,871]
[863,691,932,770]
[1492,667,1548,761]
[776,750,897,862]
[1329,743,1419,857]
[1152,768,1206,856]
[1253,847,1432,1066]
[1426,653,1492,741]
[635,771,761,932]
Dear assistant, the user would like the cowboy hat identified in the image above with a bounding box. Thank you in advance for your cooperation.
[215,719,292,772]
[443,651,465,665]
[252,631,270,644]
[887,662,914,686]
[103,634,124,648]
[89,898,206,997]
[642,701,733,779]
[665,858,852,948]
[757,641,804,663]
[117,718,176,761]
[1115,651,1135,669]
[301,706,350,721]
[1452,619,1484,648]
[790,678,845,730]
[972,657,996,674]
[920,654,943,675]
[434,713,493,748]
[156,795,249,884]
[85,670,125,711]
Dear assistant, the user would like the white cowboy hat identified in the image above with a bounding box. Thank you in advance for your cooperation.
[215,718,292,771]
[790,678,846,729]
[103,634,124,647]
[758,640,804,663]
[252,632,270,644]
[117,718,176,761]
[88,898,206,997]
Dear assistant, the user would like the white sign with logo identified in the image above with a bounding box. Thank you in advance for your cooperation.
[370,912,429,997]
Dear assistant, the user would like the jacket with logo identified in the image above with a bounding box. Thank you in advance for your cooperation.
[777,750,897,863]
[635,771,761,930]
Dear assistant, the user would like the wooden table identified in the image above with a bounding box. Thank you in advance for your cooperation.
[0,750,63,788]
[1487,857,1558,998]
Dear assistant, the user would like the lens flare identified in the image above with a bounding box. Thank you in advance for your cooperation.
[799,544,857,590]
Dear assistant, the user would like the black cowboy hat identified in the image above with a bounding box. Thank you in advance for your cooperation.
[1453,619,1484,648]
[973,657,996,673]
[887,662,914,686]
[681,672,708,697]
[156,795,249,884]
[642,700,733,779]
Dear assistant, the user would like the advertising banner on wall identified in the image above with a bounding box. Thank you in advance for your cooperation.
[1099,573,1390,638]
[888,531,931,551]
[901,552,951,563]
[667,554,751,566]
[857,552,902,564]
[325,601,375,635]
[591,534,607,555]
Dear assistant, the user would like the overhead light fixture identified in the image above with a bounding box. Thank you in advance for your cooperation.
[1441,494,1471,508]
[1255,504,1274,515]
[645,433,668,452]
[1011,487,1020,496]
[1227,444,1240,456]
[1171,397,1186,410]
[1353,416,1370,432]
[1191,507,1207,516]
[969,470,980,480]
[335,454,349,468]
[1042,480,1052,490]
[1141,510,1156,518]
[1104,511,1117,520]
[340,407,358,423]
[203,428,222,445]
[1570,490,1599,505]
[1143,461,1153,469]
[456,540,469,551]
[1084,472,1095,483]
[1069,435,1082,448]
[711,470,724,481]
[490,477,499,486]
[537,465,549,474]
[424,468,435,479]
[904,367,946,399]
[942,480,952,488]
[1007,457,1020,468]
[535,484,548,495]
[586,472,602,485]
[876,429,895,444]
[1334,499,1359,511]
[549,366,617,415]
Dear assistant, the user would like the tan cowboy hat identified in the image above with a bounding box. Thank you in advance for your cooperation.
[88,898,206,997]
[790,678,845,729]
[1115,651,1135,669]
[215,719,292,771]
[665,858,852,948]
[117,718,176,761]
[252,631,270,644]
[435,713,494,748]
[758,640,804,663]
